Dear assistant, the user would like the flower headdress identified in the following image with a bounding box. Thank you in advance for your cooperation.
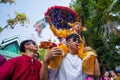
[44,6,78,30]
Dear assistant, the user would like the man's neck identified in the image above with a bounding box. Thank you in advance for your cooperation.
[69,50,78,55]
[25,50,35,57]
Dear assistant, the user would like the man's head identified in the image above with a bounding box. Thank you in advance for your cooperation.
[66,33,80,51]
[19,39,38,52]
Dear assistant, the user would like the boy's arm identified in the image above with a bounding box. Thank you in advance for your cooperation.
[45,16,65,38]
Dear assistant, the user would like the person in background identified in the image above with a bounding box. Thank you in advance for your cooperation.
[103,71,110,80]
[0,39,62,80]
[116,70,120,78]
[0,54,7,66]
[111,70,120,80]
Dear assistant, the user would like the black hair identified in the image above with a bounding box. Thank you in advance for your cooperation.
[19,39,36,52]
[114,70,120,76]
[66,33,80,41]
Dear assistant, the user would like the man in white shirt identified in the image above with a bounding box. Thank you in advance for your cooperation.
[49,33,83,80]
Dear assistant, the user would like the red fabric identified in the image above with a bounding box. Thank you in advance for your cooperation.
[0,54,42,80]
[0,54,7,65]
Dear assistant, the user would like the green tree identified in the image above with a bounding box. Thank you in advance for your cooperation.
[70,0,120,73]
[0,12,29,33]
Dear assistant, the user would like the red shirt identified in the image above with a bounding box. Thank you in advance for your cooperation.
[0,54,7,65]
[0,54,42,80]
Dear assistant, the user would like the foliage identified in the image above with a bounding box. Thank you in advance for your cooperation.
[70,0,120,72]
[16,13,27,25]
[0,13,29,33]
[7,19,14,27]
[37,48,48,61]
[0,0,15,4]
[0,27,3,32]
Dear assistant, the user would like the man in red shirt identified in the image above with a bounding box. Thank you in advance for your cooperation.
[0,39,62,80]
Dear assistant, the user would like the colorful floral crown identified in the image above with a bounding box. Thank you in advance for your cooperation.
[44,6,78,29]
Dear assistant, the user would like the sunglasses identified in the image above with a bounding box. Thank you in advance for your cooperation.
[71,37,80,43]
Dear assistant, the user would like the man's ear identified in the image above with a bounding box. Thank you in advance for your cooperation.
[66,40,70,46]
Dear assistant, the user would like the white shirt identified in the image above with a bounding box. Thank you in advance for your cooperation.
[56,53,82,80]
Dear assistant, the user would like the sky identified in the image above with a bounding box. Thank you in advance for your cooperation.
[0,0,71,44]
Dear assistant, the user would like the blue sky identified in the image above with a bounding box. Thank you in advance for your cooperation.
[0,0,71,44]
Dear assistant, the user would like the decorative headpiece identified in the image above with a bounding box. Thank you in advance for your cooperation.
[39,41,57,49]
[44,6,78,29]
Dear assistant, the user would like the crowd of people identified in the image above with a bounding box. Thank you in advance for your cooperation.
[0,14,120,80]
[99,70,120,80]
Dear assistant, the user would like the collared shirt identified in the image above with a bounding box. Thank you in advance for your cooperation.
[0,54,42,80]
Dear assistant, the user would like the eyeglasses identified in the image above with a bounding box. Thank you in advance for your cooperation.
[72,37,80,43]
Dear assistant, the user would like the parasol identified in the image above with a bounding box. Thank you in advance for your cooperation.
[44,6,78,29]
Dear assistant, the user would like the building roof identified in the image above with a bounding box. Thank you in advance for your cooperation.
[0,35,21,59]
[0,35,21,47]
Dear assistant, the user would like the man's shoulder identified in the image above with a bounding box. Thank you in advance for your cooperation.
[7,55,22,62]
